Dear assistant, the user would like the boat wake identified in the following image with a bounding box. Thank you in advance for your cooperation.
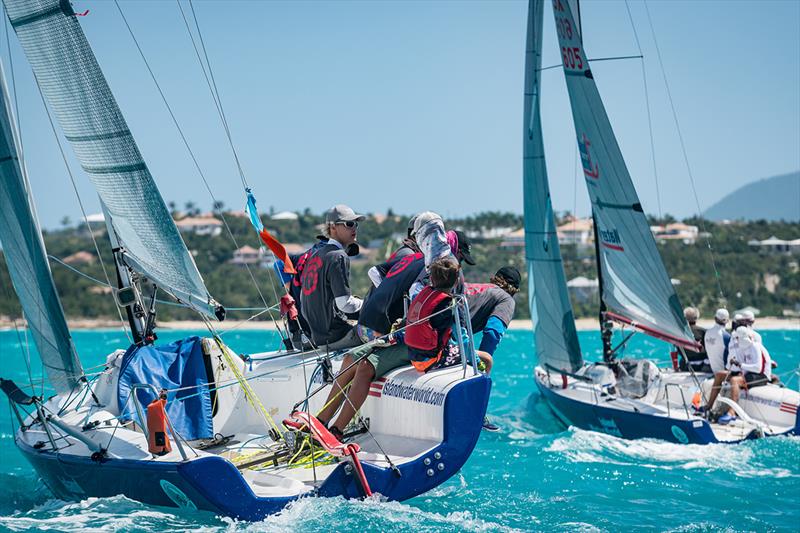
[0,491,522,533]
[546,428,800,478]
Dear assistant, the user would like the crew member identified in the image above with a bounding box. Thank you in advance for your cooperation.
[716,327,773,424]
[679,306,710,373]
[704,308,731,374]
[299,204,365,350]
[367,215,420,288]
[405,257,460,373]
[463,266,520,374]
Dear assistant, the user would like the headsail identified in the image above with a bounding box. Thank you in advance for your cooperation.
[5,0,218,317]
[524,0,582,372]
[0,64,82,393]
[550,0,697,350]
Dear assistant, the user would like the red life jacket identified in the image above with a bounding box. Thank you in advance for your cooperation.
[405,286,452,372]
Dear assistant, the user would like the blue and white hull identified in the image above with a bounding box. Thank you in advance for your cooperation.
[10,344,490,521]
[534,364,799,444]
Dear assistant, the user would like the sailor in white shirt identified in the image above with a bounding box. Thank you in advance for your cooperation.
[712,327,773,424]
[704,308,731,374]
[740,309,763,344]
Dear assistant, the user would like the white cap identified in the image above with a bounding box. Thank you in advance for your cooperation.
[714,308,729,322]
[733,313,744,322]
[741,310,756,322]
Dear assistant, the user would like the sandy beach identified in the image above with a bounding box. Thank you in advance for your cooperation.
[3,317,798,332]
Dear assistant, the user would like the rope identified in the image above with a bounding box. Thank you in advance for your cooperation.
[623,0,662,220]
[642,0,726,305]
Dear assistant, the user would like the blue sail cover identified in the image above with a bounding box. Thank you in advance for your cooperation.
[4,0,217,317]
[551,0,696,349]
[524,0,582,372]
[0,65,82,394]
[117,337,213,440]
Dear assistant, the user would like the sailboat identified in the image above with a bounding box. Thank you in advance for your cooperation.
[525,0,799,444]
[0,0,489,519]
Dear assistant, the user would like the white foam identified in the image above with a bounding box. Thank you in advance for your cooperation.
[546,428,798,478]
[228,495,523,532]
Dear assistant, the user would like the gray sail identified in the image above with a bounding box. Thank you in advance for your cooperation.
[551,0,697,349]
[0,64,82,393]
[524,0,582,372]
[5,0,218,317]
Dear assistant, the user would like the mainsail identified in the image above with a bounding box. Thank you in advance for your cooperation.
[0,64,82,393]
[5,0,218,317]
[524,0,582,373]
[550,0,697,350]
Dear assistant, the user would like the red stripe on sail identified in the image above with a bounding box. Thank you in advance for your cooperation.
[601,242,624,252]
[605,311,702,352]
[258,228,296,274]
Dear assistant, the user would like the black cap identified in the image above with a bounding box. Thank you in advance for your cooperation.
[454,230,476,265]
[495,266,521,289]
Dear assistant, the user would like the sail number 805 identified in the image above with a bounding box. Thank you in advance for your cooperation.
[561,46,584,70]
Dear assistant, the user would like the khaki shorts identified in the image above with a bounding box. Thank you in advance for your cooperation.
[366,344,410,378]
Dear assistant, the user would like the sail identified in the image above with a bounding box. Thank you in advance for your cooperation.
[550,0,697,350]
[5,0,218,317]
[0,64,82,393]
[524,0,582,372]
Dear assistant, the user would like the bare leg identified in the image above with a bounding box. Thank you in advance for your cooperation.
[476,350,493,374]
[728,376,744,416]
[317,354,358,425]
[705,371,728,409]
[331,359,376,432]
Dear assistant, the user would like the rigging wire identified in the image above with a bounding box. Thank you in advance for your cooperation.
[112,0,287,341]
[642,0,726,304]
[175,0,291,331]
[182,0,249,191]
[623,0,662,220]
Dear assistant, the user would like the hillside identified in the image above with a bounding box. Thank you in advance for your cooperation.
[2,210,799,324]
[704,171,800,222]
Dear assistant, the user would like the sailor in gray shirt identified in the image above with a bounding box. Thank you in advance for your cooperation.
[299,204,365,350]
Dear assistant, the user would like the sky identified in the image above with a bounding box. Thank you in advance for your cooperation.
[4,0,799,228]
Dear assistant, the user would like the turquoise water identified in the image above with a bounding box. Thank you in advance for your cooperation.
[1,328,798,532]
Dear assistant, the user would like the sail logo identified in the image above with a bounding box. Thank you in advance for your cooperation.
[599,228,624,251]
[579,134,599,179]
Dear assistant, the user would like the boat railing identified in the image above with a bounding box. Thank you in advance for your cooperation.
[129,383,189,461]
[453,295,479,377]
[663,383,691,420]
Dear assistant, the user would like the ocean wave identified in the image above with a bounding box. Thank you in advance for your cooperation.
[545,428,798,478]
[218,496,523,533]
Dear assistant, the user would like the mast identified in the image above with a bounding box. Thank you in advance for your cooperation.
[591,211,613,363]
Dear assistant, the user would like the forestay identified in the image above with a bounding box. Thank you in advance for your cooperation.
[550,0,697,350]
[0,64,82,393]
[523,0,582,373]
[5,0,218,317]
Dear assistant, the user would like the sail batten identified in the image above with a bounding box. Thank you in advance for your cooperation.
[0,63,82,394]
[524,0,583,373]
[4,0,217,317]
[551,0,696,348]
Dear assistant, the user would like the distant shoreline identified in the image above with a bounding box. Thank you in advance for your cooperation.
[2,317,798,332]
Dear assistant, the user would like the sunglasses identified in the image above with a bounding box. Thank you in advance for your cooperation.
[335,220,358,228]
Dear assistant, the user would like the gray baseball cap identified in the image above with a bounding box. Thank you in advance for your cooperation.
[325,204,365,224]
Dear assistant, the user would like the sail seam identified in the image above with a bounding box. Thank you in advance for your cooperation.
[8,4,65,29]
[65,129,132,143]
[81,162,147,175]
